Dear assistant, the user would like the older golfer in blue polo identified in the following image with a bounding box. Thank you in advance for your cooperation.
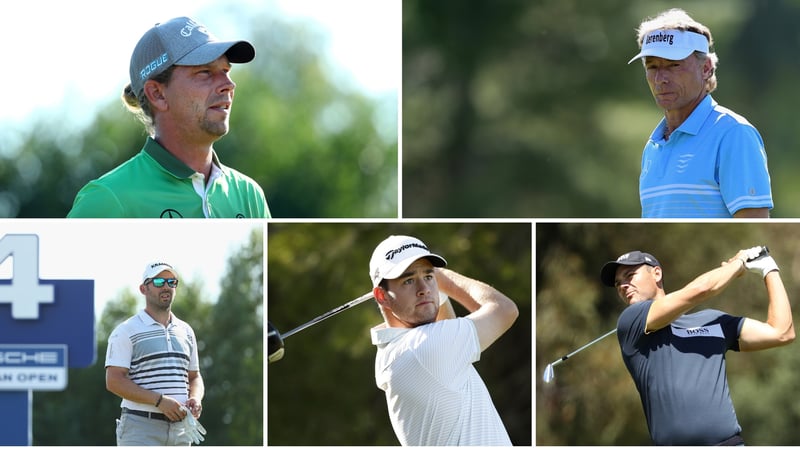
[629,8,773,218]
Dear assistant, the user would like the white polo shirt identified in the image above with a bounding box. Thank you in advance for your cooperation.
[371,318,512,446]
[105,310,200,412]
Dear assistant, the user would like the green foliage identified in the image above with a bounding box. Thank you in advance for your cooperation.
[536,223,800,445]
[31,230,263,445]
[403,0,800,217]
[3,8,396,218]
[200,229,264,444]
[267,222,531,445]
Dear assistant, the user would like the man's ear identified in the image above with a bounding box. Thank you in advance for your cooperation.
[139,284,147,295]
[373,286,388,306]
[143,80,168,111]
[652,266,663,283]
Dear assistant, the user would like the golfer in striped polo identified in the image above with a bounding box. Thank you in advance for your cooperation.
[368,235,518,446]
[105,262,205,445]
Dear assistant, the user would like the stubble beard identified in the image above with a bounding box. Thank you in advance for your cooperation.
[149,293,173,312]
[201,115,229,139]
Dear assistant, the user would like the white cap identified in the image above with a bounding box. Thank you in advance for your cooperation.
[628,29,709,64]
[369,236,447,288]
[142,261,178,282]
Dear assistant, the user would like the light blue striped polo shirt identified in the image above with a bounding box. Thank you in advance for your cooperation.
[639,95,773,218]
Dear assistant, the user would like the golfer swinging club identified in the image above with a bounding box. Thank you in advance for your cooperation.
[369,235,518,446]
[600,247,794,445]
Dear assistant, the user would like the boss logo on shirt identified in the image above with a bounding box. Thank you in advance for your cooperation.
[670,324,724,339]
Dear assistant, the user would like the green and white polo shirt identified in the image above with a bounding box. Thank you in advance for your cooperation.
[68,138,270,218]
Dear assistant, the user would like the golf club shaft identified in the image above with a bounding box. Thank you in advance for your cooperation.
[549,328,617,368]
[281,292,374,339]
[544,246,767,375]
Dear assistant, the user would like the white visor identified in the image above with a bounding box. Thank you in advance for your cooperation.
[628,29,709,64]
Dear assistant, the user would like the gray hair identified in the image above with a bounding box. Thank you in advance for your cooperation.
[635,8,718,93]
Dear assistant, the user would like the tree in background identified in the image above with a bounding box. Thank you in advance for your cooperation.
[31,230,263,445]
[2,8,396,218]
[403,0,800,217]
[267,222,532,445]
[536,222,800,445]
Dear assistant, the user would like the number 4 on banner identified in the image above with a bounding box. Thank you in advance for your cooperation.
[0,235,54,320]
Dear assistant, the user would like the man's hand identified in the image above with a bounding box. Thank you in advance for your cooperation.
[179,406,207,445]
[186,397,203,418]
[744,246,779,278]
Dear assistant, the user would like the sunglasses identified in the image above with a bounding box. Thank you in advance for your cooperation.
[147,277,179,288]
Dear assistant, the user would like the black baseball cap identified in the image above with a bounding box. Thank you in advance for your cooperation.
[600,251,661,287]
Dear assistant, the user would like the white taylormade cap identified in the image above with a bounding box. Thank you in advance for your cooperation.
[628,29,709,64]
[369,235,447,288]
[142,261,178,282]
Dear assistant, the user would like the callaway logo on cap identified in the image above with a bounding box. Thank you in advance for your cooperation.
[129,16,256,96]
[369,235,447,288]
[628,29,709,64]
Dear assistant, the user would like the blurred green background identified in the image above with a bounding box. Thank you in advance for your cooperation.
[403,0,800,217]
[267,222,532,445]
[1,1,397,218]
[537,222,800,445]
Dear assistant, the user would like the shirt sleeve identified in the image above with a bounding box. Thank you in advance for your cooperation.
[188,325,200,371]
[714,310,745,352]
[718,124,773,214]
[67,182,126,218]
[617,300,652,355]
[105,325,132,369]
[414,318,481,388]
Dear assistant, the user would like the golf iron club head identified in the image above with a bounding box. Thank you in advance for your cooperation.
[268,321,285,363]
[543,363,555,383]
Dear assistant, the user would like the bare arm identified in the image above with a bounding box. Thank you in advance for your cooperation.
[646,251,747,333]
[186,371,205,418]
[733,207,769,218]
[435,291,457,321]
[435,268,518,351]
[105,366,187,421]
[739,271,795,351]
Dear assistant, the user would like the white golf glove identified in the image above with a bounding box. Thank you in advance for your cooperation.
[179,407,207,445]
[743,246,779,278]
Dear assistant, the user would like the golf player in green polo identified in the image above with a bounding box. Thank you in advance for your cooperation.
[68,16,270,218]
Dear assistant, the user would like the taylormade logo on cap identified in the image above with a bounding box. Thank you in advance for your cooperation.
[385,242,429,260]
[369,235,447,288]
[628,29,709,64]
[129,16,255,96]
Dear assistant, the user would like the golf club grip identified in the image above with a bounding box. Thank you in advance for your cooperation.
[747,245,769,261]
[280,292,374,339]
